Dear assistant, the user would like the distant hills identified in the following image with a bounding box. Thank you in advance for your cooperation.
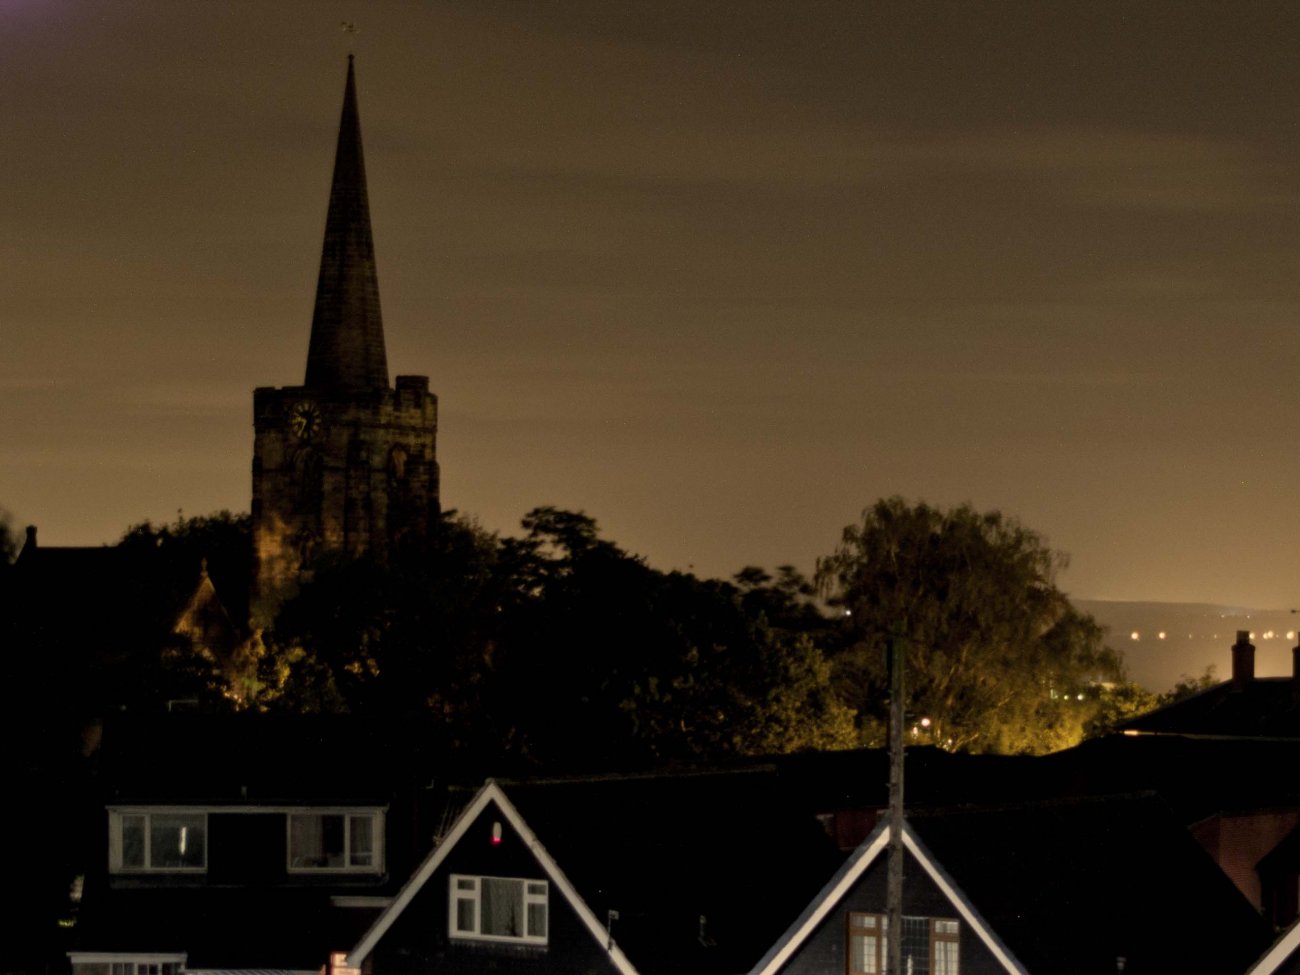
[1075,600,1298,693]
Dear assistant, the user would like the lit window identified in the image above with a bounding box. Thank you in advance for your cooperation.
[847,913,959,975]
[449,874,548,944]
[288,812,382,872]
[110,811,206,872]
[848,913,883,974]
[932,918,960,975]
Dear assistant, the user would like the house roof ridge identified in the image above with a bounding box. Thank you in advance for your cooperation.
[489,763,779,788]
[906,789,1163,818]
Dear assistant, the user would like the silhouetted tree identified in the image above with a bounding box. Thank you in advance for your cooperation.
[485,507,855,767]
[0,506,18,567]
[1084,680,1162,738]
[1161,665,1219,702]
[816,497,1121,754]
[258,512,504,725]
[118,510,252,626]
[257,507,855,767]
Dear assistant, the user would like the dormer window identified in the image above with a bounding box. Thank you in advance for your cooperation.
[288,811,383,872]
[109,811,206,873]
[449,875,548,944]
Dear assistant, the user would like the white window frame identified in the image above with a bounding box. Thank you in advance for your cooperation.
[286,809,384,873]
[449,874,548,945]
[69,952,186,975]
[108,809,207,873]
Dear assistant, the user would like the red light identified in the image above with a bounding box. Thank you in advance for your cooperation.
[491,821,502,845]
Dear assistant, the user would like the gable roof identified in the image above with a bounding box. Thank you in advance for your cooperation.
[348,779,638,975]
[911,794,1272,975]
[1116,678,1300,740]
[749,818,1026,975]
[752,793,1273,975]
[500,768,845,975]
[1111,630,1300,742]
[1247,917,1300,975]
[1043,734,1300,823]
[350,770,844,975]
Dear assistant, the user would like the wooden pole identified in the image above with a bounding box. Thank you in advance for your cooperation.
[886,627,904,975]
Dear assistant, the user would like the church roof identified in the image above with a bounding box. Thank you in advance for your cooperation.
[304,56,389,393]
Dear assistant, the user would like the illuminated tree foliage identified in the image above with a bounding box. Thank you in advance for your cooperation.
[816,497,1122,754]
[117,511,256,708]
[34,497,1156,761]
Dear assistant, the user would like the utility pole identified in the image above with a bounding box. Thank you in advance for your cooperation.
[886,626,904,975]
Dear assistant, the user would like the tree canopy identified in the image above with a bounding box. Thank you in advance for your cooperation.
[256,507,856,769]
[0,506,19,567]
[816,497,1122,754]
[17,496,1153,761]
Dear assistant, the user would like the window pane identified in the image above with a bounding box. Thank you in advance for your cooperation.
[152,814,204,868]
[290,814,345,868]
[480,878,523,937]
[121,816,146,869]
[935,939,960,975]
[350,815,374,867]
[855,934,880,975]
[455,896,476,933]
[527,901,547,939]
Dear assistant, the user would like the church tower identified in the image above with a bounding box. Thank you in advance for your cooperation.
[251,58,439,622]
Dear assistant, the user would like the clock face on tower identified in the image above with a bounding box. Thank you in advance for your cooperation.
[289,401,323,441]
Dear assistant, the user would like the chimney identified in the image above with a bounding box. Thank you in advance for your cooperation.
[1231,630,1255,686]
[1292,639,1300,684]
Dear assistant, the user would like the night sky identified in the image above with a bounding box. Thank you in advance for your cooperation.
[4,1,1299,607]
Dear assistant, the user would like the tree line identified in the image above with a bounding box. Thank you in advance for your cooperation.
[3,498,1193,768]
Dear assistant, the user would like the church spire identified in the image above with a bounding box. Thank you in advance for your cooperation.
[304,56,389,391]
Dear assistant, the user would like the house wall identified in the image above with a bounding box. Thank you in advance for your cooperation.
[1190,810,1300,909]
[778,850,1009,975]
[106,810,391,891]
[366,801,623,975]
